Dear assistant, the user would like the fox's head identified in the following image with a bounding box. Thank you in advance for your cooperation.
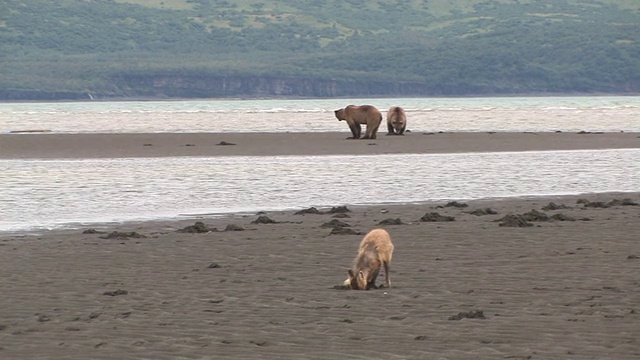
[347,269,368,290]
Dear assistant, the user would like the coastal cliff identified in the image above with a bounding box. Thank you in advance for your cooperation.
[8,75,635,101]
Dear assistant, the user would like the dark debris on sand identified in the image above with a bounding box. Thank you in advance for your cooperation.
[177,222,218,233]
[467,208,498,216]
[327,206,351,214]
[550,213,576,222]
[103,289,128,296]
[332,213,351,218]
[498,210,576,226]
[378,218,405,225]
[577,200,610,208]
[520,209,550,222]
[448,310,486,320]
[420,212,455,222]
[437,201,468,208]
[542,202,572,211]
[99,231,147,239]
[608,198,639,206]
[577,198,639,208]
[224,224,245,231]
[82,228,106,234]
[333,284,351,290]
[320,219,351,228]
[251,215,278,224]
[497,214,533,227]
[216,141,236,146]
[329,227,361,236]
[294,207,323,215]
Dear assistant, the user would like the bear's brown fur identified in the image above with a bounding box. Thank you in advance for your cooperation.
[334,105,383,140]
[386,106,407,135]
[346,228,394,290]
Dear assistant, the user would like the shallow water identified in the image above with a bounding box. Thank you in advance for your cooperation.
[2,96,639,232]
[1,96,639,133]
[1,149,638,232]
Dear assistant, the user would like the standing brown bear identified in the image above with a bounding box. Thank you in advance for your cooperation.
[334,105,383,140]
[386,106,407,135]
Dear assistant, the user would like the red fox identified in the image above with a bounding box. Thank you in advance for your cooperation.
[345,228,394,290]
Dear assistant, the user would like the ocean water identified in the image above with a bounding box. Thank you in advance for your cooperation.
[1,96,639,133]
[1,96,639,232]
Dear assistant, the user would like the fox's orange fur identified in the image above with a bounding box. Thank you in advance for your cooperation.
[334,105,383,140]
[346,228,394,290]
[386,106,407,135]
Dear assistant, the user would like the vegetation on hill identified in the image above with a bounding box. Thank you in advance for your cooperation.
[1,0,639,99]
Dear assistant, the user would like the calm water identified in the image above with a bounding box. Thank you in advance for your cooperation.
[1,149,638,232]
[1,96,639,232]
[1,96,639,133]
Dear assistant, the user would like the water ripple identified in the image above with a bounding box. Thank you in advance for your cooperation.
[1,149,638,231]
[2,96,639,133]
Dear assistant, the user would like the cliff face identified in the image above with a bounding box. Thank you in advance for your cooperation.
[111,75,435,99]
[100,74,553,99]
[118,74,640,98]
[2,76,426,100]
[2,75,638,101]
[0,89,95,101]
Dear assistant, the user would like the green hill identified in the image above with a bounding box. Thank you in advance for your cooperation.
[1,0,639,100]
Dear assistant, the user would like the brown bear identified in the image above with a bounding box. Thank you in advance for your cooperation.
[386,106,407,135]
[345,228,394,290]
[334,105,383,140]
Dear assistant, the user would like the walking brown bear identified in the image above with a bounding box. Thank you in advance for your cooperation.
[334,105,383,140]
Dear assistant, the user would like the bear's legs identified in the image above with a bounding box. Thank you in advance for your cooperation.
[398,123,406,135]
[387,121,396,135]
[364,120,381,139]
[348,122,361,139]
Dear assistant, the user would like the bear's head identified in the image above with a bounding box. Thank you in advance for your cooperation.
[334,108,346,121]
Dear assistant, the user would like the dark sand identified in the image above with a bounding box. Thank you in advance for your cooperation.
[1,132,639,358]
[1,192,639,359]
[1,131,639,158]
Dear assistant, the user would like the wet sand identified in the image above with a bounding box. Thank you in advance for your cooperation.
[0,192,639,359]
[1,131,639,358]
[1,131,639,158]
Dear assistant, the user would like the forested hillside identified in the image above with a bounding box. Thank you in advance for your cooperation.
[1,0,639,100]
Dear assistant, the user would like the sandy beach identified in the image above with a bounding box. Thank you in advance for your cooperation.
[0,192,639,359]
[1,131,639,359]
[1,131,639,158]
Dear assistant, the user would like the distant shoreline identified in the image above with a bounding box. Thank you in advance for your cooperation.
[1,92,639,103]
